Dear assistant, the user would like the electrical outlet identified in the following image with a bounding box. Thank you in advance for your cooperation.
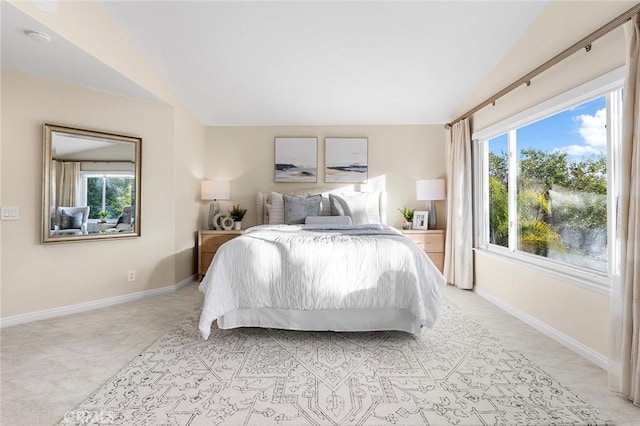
[127,270,136,282]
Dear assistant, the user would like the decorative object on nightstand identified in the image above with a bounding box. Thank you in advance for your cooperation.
[198,230,242,278]
[201,180,230,230]
[398,206,415,230]
[412,210,429,230]
[401,229,445,272]
[228,204,247,230]
[416,179,446,230]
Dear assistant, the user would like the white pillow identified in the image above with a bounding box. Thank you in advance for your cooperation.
[305,215,353,225]
[329,192,381,225]
[268,191,285,224]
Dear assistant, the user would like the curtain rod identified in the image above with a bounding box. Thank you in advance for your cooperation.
[56,160,134,163]
[445,2,640,129]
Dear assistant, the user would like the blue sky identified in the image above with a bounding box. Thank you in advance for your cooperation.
[489,96,606,159]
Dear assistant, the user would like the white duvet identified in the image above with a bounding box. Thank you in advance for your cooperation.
[198,224,446,339]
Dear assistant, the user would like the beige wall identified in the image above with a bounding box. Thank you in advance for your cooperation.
[475,252,610,355]
[205,125,447,229]
[459,1,632,129]
[0,69,179,317]
[463,1,633,357]
[172,106,206,281]
[9,0,207,287]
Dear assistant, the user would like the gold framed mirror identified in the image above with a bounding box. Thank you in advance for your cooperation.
[42,124,142,243]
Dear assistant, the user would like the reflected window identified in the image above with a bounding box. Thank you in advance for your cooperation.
[81,172,134,220]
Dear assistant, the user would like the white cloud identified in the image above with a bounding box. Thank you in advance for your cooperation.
[555,108,606,156]
[556,144,602,156]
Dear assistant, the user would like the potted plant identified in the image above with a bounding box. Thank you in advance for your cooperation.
[398,207,414,230]
[228,204,247,230]
[98,210,109,223]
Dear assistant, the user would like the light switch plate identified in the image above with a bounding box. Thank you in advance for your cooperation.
[0,206,20,220]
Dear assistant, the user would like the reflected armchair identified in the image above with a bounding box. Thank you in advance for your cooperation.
[115,206,133,232]
[52,206,90,236]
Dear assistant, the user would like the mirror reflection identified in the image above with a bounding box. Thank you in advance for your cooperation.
[43,124,141,243]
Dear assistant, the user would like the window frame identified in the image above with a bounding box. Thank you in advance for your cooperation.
[79,171,135,217]
[472,68,624,294]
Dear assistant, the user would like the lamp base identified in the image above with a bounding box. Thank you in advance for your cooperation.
[207,202,220,230]
[428,200,437,230]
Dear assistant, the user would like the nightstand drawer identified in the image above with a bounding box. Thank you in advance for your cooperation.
[404,233,444,252]
[200,252,215,275]
[201,234,238,252]
[426,252,444,272]
[400,229,445,273]
[198,230,242,278]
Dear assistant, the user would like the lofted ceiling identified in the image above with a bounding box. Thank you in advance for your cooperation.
[0,2,161,104]
[2,1,548,126]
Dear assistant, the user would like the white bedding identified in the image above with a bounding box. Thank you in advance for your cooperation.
[198,224,446,339]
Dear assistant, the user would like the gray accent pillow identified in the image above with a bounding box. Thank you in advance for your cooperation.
[60,209,83,229]
[283,194,321,225]
[305,215,353,225]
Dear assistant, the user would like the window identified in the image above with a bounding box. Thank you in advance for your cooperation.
[80,172,134,220]
[474,69,623,287]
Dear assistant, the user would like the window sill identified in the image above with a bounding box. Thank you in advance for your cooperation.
[473,246,611,296]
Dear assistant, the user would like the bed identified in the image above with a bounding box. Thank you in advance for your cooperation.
[198,189,446,339]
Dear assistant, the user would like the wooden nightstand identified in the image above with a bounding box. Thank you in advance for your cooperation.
[198,230,242,279]
[401,229,445,273]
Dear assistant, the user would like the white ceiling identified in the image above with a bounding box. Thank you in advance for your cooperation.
[0,2,161,104]
[2,1,548,126]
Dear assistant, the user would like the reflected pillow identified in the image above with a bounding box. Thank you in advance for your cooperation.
[283,194,321,225]
[60,210,83,229]
[329,192,381,225]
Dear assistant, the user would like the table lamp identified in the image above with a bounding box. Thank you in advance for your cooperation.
[201,180,230,230]
[416,179,446,229]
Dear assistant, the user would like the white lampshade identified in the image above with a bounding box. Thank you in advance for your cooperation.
[416,179,446,201]
[201,180,230,201]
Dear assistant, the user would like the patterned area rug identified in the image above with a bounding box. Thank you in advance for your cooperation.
[61,301,612,425]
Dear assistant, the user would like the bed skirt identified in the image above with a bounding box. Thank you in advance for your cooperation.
[216,308,422,334]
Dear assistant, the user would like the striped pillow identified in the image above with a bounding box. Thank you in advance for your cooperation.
[268,191,285,224]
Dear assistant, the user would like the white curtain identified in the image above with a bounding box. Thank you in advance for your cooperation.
[444,119,473,289]
[50,160,57,209]
[56,161,81,207]
[609,15,640,407]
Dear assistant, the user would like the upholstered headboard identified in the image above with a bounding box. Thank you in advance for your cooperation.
[256,188,387,225]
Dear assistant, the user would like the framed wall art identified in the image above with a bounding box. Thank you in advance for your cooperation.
[274,137,318,183]
[325,137,368,183]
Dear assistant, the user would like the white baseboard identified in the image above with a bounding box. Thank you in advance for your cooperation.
[175,274,197,291]
[474,287,608,370]
[0,274,197,328]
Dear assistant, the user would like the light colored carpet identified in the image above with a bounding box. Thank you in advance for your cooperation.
[60,299,612,425]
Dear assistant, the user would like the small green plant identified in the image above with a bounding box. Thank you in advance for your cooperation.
[398,207,414,222]
[98,211,109,222]
[228,204,247,222]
